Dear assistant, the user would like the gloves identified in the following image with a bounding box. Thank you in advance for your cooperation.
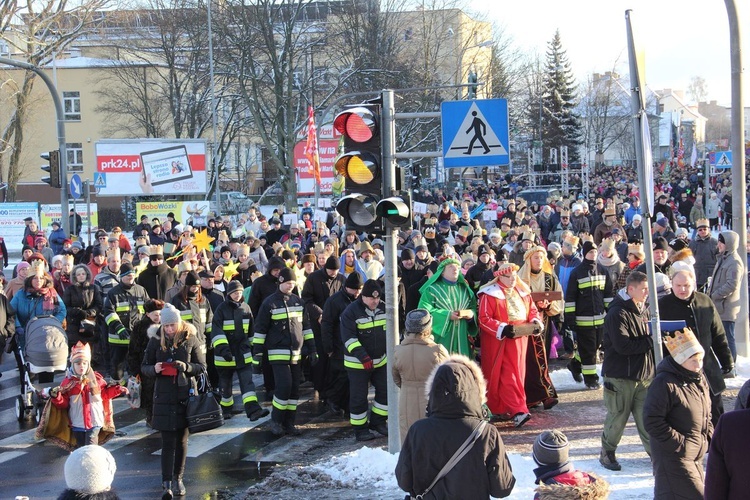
[116,326,128,340]
[173,360,188,373]
[497,325,515,340]
[309,353,319,367]
[222,352,234,362]
[361,355,373,371]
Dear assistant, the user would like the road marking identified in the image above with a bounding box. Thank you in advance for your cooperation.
[0,450,26,464]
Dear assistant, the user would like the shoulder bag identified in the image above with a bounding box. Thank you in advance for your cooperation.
[185,368,224,433]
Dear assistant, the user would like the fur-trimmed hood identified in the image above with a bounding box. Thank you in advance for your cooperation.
[670,248,695,266]
[425,354,486,419]
[72,263,93,284]
[535,471,609,499]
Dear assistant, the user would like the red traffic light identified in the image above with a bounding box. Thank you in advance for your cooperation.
[333,107,378,143]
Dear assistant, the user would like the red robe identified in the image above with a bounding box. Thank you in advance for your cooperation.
[478,281,539,416]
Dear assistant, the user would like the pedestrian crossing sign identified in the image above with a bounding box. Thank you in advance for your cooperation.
[713,151,732,169]
[94,172,107,188]
[441,99,509,168]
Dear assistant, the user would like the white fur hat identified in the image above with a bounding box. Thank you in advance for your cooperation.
[64,445,117,494]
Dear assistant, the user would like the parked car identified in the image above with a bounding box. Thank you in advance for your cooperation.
[516,188,561,207]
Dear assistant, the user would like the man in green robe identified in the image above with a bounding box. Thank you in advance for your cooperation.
[418,258,477,356]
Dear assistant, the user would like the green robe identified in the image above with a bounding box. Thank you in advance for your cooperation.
[418,276,477,356]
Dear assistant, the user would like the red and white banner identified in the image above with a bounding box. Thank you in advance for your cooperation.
[95,140,207,196]
[295,139,338,195]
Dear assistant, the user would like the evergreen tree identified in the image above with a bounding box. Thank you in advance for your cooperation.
[540,30,583,164]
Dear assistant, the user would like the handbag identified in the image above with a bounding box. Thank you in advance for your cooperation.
[185,369,224,434]
[408,420,487,500]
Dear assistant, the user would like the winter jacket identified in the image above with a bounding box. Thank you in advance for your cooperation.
[0,294,15,346]
[643,356,712,499]
[392,336,449,443]
[102,282,148,345]
[301,268,345,325]
[93,267,120,298]
[11,281,67,333]
[706,196,721,220]
[211,297,254,369]
[625,223,643,244]
[48,227,67,255]
[704,408,750,499]
[708,230,743,321]
[50,368,126,431]
[252,291,315,364]
[141,322,205,431]
[554,253,581,296]
[689,235,718,288]
[339,297,386,370]
[320,288,356,359]
[396,355,516,499]
[247,272,279,317]
[137,262,177,302]
[564,258,612,328]
[63,266,103,346]
[170,294,212,357]
[601,289,654,381]
[534,466,609,500]
[593,221,624,246]
[658,291,732,395]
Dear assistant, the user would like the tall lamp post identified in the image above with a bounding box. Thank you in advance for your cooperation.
[208,0,221,216]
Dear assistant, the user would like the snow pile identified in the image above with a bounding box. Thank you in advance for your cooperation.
[310,446,402,495]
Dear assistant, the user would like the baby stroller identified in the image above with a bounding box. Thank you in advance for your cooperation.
[11,315,69,423]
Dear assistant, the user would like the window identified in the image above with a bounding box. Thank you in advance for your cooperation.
[63,91,81,121]
[66,143,83,172]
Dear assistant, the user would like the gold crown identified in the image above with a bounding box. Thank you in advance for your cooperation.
[236,244,250,257]
[29,259,46,278]
[61,254,75,265]
[106,247,120,260]
[70,341,91,362]
[148,245,163,256]
[177,261,193,274]
[663,327,702,362]
[695,218,709,228]
[563,235,579,247]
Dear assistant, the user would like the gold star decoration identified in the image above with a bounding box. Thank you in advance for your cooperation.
[191,229,215,254]
[223,259,240,281]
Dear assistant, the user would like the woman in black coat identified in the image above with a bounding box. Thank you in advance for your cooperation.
[396,355,516,499]
[141,303,205,499]
[62,264,102,350]
[643,328,712,500]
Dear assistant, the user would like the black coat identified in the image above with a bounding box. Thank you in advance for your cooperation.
[247,273,279,317]
[601,290,655,381]
[137,263,177,301]
[658,292,733,395]
[705,408,750,499]
[406,275,429,315]
[141,323,206,431]
[643,357,712,499]
[0,293,15,346]
[62,282,103,343]
[301,268,344,324]
[396,355,515,499]
[320,289,356,359]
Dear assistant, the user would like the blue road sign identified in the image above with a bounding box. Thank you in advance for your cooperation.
[69,174,82,199]
[713,151,732,169]
[441,99,510,168]
[93,172,107,189]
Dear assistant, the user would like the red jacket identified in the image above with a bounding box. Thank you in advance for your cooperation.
[50,370,125,430]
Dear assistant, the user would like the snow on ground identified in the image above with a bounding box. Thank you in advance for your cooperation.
[280,356,750,500]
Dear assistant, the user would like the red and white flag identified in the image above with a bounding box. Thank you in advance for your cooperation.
[304,106,321,185]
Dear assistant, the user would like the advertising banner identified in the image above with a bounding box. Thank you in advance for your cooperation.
[95,139,208,196]
[0,203,38,252]
[40,204,98,242]
[294,139,338,196]
[136,200,212,227]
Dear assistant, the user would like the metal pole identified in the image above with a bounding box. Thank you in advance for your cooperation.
[382,89,400,453]
[207,0,221,216]
[626,10,662,363]
[0,56,70,235]
[725,0,748,357]
[85,180,92,246]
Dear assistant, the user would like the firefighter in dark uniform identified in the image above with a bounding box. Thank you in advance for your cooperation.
[102,263,149,382]
[210,280,268,421]
[253,267,317,436]
[340,279,388,441]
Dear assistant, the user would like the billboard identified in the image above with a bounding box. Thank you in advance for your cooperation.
[294,139,338,196]
[40,204,99,241]
[95,139,208,196]
[136,200,212,228]
[0,203,38,252]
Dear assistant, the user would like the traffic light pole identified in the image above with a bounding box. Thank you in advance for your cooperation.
[381,89,401,454]
[0,56,69,235]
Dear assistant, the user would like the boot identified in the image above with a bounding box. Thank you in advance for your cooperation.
[268,420,285,436]
[173,476,186,497]
[283,411,301,435]
[584,374,601,390]
[355,428,376,442]
[369,422,388,437]
[246,402,270,422]
[599,448,622,471]
[161,481,173,500]
[567,359,583,383]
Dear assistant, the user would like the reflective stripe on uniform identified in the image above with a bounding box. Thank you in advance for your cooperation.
[212,334,229,348]
[242,391,258,405]
[214,356,236,368]
[350,410,368,426]
[345,338,362,353]
[180,311,193,321]
[272,395,289,411]
[371,401,388,417]
[105,313,120,325]
[285,399,298,411]
[220,397,234,408]
[355,314,387,330]
[252,333,266,345]
[107,335,129,345]
[344,354,386,369]
[222,320,235,331]
[268,349,291,362]
[578,276,606,289]
[575,314,606,327]
[582,364,598,375]
[302,329,314,341]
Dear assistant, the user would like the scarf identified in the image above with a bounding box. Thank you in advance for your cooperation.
[33,284,56,311]
[62,366,100,403]
[597,252,620,267]
[345,264,355,275]
[629,259,642,270]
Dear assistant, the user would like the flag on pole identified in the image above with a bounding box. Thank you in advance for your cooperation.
[304,106,321,185]
[690,142,698,166]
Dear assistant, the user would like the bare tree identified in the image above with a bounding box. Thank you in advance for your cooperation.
[0,0,110,200]
[579,68,631,167]
[687,75,708,103]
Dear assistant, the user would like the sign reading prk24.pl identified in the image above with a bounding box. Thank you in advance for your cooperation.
[441,99,510,168]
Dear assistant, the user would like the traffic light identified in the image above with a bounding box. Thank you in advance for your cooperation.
[41,150,61,188]
[376,191,412,230]
[334,103,383,233]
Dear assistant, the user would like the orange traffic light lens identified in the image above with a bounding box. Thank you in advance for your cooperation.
[346,156,376,185]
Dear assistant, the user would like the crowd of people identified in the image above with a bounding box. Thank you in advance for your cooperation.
[0,162,749,498]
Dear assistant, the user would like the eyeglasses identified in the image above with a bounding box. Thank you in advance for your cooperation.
[561,216,569,220]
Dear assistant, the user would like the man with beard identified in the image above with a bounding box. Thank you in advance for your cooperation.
[659,266,733,426]
[636,236,672,275]
[301,255,345,402]
[465,245,494,291]
[136,245,177,301]
[357,241,383,280]
[102,263,149,382]
[593,206,624,245]
[320,272,364,416]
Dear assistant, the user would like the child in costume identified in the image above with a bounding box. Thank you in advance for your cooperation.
[49,341,128,448]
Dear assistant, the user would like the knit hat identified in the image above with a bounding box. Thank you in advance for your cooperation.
[92,245,107,257]
[632,214,642,222]
[64,445,117,495]
[345,272,364,289]
[361,279,382,298]
[160,303,181,325]
[655,218,669,229]
[267,257,286,271]
[669,238,688,252]
[582,240,597,258]
[532,429,570,466]
[144,299,165,314]
[478,245,492,257]
[72,241,84,250]
[69,341,92,364]
[184,270,200,287]
[401,248,415,261]
[438,220,451,230]
[278,267,295,284]
[653,236,669,252]
[281,250,295,261]
[405,309,432,336]
[226,280,244,295]
[119,263,134,278]
[665,327,705,365]
[325,255,340,270]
